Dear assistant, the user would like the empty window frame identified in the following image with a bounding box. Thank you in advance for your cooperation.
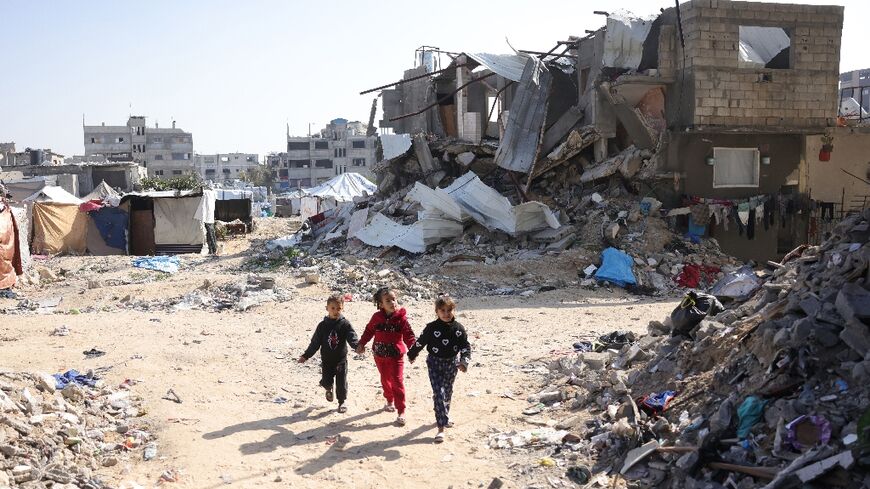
[154,170,164,176]
[116,137,125,143]
[205,169,216,176]
[154,154,164,160]
[352,158,366,166]
[315,159,333,168]
[738,26,791,69]
[712,148,760,188]
[90,137,96,144]
[351,140,366,149]
[314,141,329,150]
[288,141,309,151]
[172,170,183,175]
[289,159,308,168]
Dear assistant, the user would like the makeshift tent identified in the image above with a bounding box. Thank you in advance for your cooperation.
[84,205,129,256]
[0,203,23,289]
[305,173,377,202]
[9,206,30,272]
[214,189,253,231]
[83,180,121,202]
[24,186,88,255]
[120,190,204,255]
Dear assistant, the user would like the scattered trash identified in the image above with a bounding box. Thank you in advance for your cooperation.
[162,389,182,404]
[736,396,767,439]
[785,415,832,450]
[83,347,106,359]
[51,325,70,336]
[132,255,181,274]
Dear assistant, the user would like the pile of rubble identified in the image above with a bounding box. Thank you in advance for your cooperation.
[118,276,291,313]
[494,210,870,488]
[0,369,155,488]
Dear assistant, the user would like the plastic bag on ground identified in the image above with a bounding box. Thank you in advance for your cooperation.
[670,291,725,337]
[594,247,637,288]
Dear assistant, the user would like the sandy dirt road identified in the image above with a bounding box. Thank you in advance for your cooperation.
[1,227,677,488]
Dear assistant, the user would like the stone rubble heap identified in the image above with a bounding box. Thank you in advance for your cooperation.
[0,370,155,489]
[494,210,870,488]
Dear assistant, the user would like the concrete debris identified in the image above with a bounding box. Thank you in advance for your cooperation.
[503,210,870,488]
[0,370,154,488]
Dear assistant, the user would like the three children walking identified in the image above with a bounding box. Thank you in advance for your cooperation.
[298,287,471,442]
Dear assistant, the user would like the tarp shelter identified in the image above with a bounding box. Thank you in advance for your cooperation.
[0,203,23,289]
[214,189,253,231]
[24,186,88,255]
[120,190,204,255]
[83,204,129,256]
[83,180,121,202]
[305,173,377,202]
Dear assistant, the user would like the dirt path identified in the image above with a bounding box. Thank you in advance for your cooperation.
[1,223,678,488]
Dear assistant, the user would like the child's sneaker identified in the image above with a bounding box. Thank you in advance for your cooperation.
[337,404,347,413]
[384,403,396,412]
[395,415,406,426]
[325,389,334,402]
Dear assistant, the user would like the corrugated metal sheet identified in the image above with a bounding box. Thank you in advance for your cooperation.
[603,11,656,70]
[466,53,530,83]
[380,134,413,161]
[440,172,559,234]
[494,57,552,173]
[354,213,463,253]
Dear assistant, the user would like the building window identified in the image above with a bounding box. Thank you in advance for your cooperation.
[153,137,163,143]
[315,159,333,168]
[314,141,329,150]
[171,153,185,160]
[205,169,216,176]
[288,141,309,151]
[712,148,760,188]
[351,140,366,149]
[220,156,229,162]
[155,154,164,160]
[116,137,125,143]
[222,169,231,174]
[352,158,366,166]
[279,169,289,178]
[172,170,183,175]
[154,170,164,176]
[90,137,96,144]
[246,156,254,162]
[738,26,791,69]
[290,159,308,168]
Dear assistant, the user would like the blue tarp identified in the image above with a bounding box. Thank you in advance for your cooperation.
[132,255,180,274]
[594,247,637,288]
[91,207,128,250]
[53,369,98,390]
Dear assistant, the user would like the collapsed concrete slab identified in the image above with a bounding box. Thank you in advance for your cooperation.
[354,213,463,254]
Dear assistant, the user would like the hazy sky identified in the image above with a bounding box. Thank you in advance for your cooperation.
[1,0,866,158]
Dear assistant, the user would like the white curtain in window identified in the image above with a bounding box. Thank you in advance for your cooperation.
[713,148,759,188]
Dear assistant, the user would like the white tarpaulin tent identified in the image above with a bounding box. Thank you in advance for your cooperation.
[305,173,377,202]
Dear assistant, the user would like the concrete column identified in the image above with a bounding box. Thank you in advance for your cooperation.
[594,138,608,162]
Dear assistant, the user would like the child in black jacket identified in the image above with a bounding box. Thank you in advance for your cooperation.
[298,294,359,413]
[408,294,471,443]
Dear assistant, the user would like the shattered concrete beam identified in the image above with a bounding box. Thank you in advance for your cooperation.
[413,134,442,187]
[598,82,656,150]
[540,105,584,158]
[530,126,600,182]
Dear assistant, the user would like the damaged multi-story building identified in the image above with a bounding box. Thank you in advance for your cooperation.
[372,0,866,262]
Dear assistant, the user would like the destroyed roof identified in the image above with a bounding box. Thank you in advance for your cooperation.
[22,185,83,205]
[380,134,413,161]
[305,173,377,202]
[465,52,529,82]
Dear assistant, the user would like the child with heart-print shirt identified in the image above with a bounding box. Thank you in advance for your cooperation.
[407,294,472,443]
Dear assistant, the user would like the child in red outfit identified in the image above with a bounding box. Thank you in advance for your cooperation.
[356,287,416,426]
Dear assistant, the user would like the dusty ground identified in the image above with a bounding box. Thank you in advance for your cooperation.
[0,219,678,489]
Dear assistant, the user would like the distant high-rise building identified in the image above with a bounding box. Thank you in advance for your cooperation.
[83,116,193,178]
